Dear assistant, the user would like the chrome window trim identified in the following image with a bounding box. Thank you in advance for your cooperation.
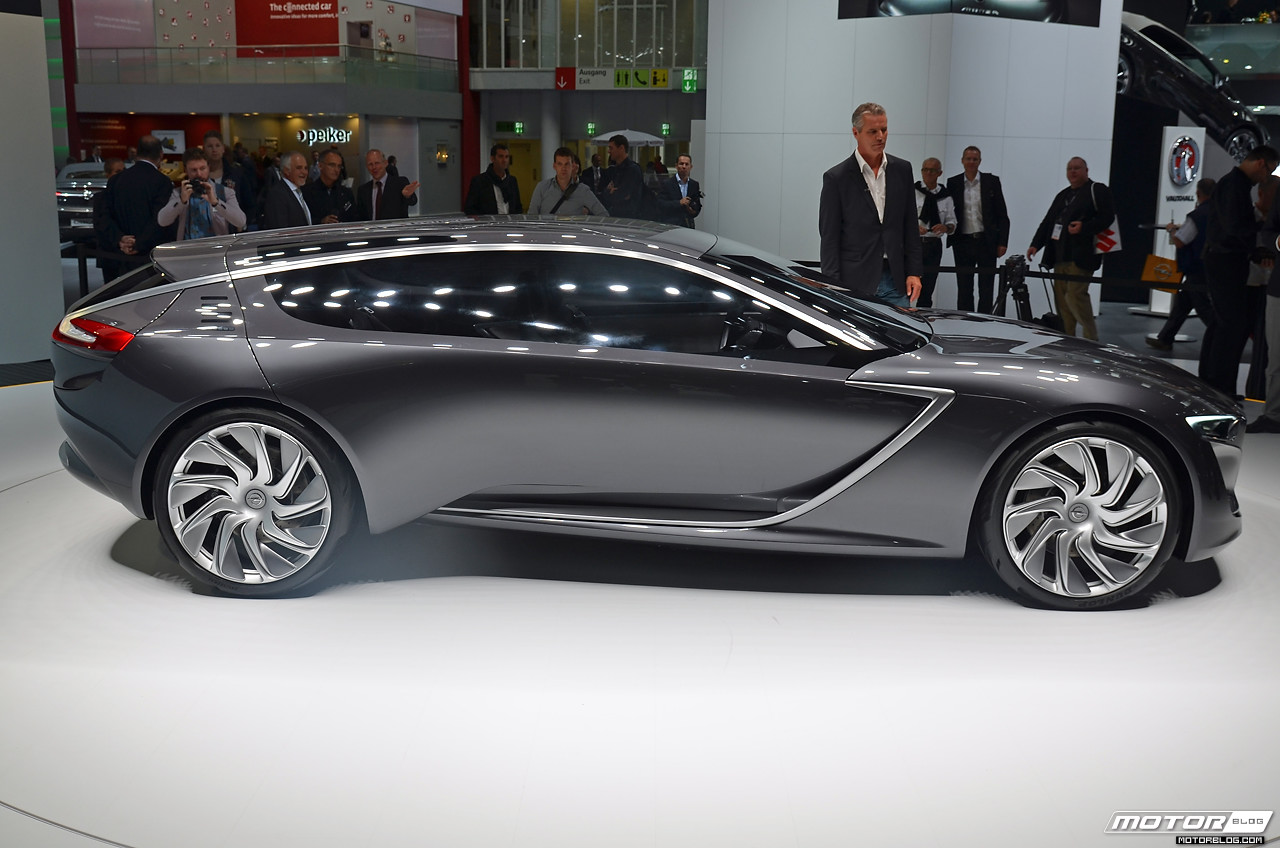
[65,273,233,322]
[436,383,955,529]
[233,242,882,352]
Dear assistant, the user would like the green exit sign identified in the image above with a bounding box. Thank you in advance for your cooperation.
[586,121,597,136]
[660,122,671,137]
[681,68,698,94]
[495,121,525,134]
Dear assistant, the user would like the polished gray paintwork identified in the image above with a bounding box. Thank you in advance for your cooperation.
[53,218,1244,568]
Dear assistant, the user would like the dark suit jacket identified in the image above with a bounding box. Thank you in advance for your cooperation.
[1029,179,1114,272]
[598,158,644,219]
[96,160,175,262]
[1262,191,1280,296]
[356,175,419,220]
[819,152,923,298]
[463,167,522,216]
[1206,165,1259,256]
[945,171,1011,252]
[656,177,701,227]
[302,180,358,224]
[261,181,312,230]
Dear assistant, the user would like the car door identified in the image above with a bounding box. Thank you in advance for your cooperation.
[242,245,927,532]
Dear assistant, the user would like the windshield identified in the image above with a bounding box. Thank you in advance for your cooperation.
[1143,24,1219,85]
[703,236,932,352]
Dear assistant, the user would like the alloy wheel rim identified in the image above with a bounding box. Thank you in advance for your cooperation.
[1116,57,1131,95]
[167,422,332,584]
[1002,436,1168,599]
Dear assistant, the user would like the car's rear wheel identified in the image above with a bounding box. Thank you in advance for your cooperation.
[1225,127,1262,163]
[153,408,358,597]
[976,421,1181,610]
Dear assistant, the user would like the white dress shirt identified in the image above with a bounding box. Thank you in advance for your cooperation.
[854,148,886,223]
[961,173,984,235]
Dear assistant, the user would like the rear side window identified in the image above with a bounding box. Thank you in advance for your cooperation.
[72,263,171,311]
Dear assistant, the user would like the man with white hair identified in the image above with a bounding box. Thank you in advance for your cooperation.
[260,150,312,229]
[818,101,923,306]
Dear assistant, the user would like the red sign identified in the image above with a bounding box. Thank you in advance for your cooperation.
[555,66,575,91]
[235,0,338,57]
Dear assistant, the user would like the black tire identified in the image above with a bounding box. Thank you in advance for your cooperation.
[152,407,359,597]
[1225,127,1262,164]
[975,421,1181,610]
[1117,50,1134,97]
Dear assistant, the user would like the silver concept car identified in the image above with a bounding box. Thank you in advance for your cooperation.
[52,218,1244,609]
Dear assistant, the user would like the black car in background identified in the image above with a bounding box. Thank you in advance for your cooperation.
[50,218,1244,610]
[1118,11,1268,161]
[55,162,108,242]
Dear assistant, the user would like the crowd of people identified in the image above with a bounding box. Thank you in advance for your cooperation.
[818,101,1280,431]
[90,120,1280,429]
[93,132,703,281]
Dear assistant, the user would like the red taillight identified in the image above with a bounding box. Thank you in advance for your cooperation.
[52,317,135,352]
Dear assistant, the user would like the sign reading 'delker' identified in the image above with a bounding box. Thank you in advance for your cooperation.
[236,0,338,57]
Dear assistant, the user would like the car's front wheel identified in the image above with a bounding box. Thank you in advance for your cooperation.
[976,421,1181,610]
[153,408,358,597]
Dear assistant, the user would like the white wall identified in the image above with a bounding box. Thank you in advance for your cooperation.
[0,7,65,364]
[704,1,1123,312]
[364,115,422,214]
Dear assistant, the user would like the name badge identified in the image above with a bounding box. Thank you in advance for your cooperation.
[1051,223,1063,241]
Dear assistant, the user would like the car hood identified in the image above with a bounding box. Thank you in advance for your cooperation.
[864,310,1238,414]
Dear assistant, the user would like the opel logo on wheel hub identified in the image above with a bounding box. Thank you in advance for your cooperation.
[1069,504,1090,523]
[245,490,267,510]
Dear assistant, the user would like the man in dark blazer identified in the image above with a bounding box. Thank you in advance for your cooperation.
[656,153,702,228]
[946,146,1010,314]
[96,135,176,278]
[819,102,923,304]
[260,151,313,229]
[356,148,420,220]
[464,143,522,215]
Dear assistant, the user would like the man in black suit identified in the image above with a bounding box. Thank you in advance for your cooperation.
[946,146,1010,314]
[599,135,644,219]
[1201,144,1280,397]
[464,143,522,216]
[303,150,358,224]
[656,153,702,228]
[96,135,176,278]
[581,154,605,195]
[357,149,420,220]
[260,151,313,229]
[818,102,923,304]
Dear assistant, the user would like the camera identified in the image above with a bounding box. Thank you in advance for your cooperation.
[188,177,207,194]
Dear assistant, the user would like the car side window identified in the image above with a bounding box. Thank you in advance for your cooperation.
[260,249,849,364]
[263,251,553,338]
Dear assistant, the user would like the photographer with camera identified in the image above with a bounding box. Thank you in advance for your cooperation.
[158,147,246,240]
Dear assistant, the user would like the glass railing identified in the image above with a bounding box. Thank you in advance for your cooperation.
[1186,22,1280,78]
[76,45,459,91]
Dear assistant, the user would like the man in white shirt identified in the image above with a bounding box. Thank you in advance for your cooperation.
[915,157,956,308]
[818,102,923,305]
[946,146,1010,313]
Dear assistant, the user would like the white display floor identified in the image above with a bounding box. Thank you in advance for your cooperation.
[1,380,1278,848]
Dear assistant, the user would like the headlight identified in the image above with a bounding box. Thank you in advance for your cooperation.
[1186,414,1242,441]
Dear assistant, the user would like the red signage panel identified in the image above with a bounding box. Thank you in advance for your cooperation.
[235,0,339,57]
[555,66,576,90]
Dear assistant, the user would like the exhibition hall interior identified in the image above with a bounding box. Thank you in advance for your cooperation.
[2,0,1279,845]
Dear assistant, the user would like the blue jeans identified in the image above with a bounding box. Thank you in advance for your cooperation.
[876,266,908,307]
